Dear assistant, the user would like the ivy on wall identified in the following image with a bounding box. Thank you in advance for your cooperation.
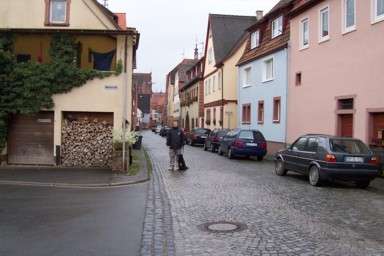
[0,33,122,152]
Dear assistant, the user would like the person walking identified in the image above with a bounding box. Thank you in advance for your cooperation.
[166,120,187,171]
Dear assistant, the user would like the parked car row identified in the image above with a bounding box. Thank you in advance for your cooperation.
[155,126,381,188]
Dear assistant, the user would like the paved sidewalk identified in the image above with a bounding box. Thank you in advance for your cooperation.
[141,131,384,256]
[0,149,149,187]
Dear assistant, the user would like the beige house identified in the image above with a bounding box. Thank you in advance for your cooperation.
[180,57,204,131]
[165,59,198,125]
[0,0,139,166]
[203,14,256,130]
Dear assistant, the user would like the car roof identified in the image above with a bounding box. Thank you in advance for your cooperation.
[303,134,361,140]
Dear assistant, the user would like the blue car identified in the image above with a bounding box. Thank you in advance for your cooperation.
[218,129,267,161]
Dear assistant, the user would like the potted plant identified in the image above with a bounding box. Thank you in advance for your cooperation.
[112,129,137,172]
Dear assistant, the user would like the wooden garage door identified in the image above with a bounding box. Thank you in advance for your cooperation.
[8,112,54,165]
[339,114,353,138]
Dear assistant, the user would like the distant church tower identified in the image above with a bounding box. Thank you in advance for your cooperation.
[194,44,199,60]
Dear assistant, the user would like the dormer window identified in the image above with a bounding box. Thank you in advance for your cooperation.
[271,16,283,38]
[250,30,260,49]
[45,0,70,26]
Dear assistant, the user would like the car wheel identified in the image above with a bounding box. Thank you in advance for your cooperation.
[356,180,370,189]
[228,148,234,159]
[309,165,321,186]
[203,143,207,151]
[218,146,223,156]
[257,156,264,161]
[275,159,287,176]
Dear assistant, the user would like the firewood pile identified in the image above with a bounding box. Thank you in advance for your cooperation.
[61,118,113,168]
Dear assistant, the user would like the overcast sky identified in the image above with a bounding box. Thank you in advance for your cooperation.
[106,0,280,92]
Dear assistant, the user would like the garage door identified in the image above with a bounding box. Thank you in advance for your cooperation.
[8,112,54,165]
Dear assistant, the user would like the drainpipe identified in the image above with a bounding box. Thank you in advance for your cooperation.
[122,35,128,170]
[284,43,290,147]
[221,66,224,129]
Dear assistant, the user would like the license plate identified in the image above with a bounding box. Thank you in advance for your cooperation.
[246,143,258,147]
[345,157,364,163]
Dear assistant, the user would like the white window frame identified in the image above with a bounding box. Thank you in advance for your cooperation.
[250,30,260,49]
[262,56,275,83]
[50,0,67,24]
[271,16,283,39]
[372,0,384,24]
[342,0,356,34]
[319,6,330,42]
[218,71,222,90]
[243,66,252,88]
[208,78,211,94]
[212,75,216,92]
[300,17,310,50]
[205,80,208,96]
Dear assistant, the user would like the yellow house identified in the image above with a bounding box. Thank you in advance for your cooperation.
[203,14,256,130]
[0,0,139,166]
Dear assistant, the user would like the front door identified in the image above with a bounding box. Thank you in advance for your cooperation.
[339,114,353,137]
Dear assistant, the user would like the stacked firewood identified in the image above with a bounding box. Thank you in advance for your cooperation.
[61,118,113,168]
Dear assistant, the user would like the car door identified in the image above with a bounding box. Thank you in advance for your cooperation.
[301,137,319,174]
[289,137,308,173]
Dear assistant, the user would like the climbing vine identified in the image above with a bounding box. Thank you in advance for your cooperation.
[0,33,120,151]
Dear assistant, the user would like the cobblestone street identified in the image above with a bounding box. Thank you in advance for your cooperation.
[141,131,384,256]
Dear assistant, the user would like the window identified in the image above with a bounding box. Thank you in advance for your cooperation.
[272,16,283,38]
[250,30,260,49]
[49,0,68,24]
[243,67,252,87]
[273,97,281,123]
[262,57,274,82]
[372,0,384,23]
[206,109,211,125]
[295,72,302,86]
[242,104,251,124]
[338,98,354,109]
[343,0,356,33]
[319,6,330,41]
[300,18,309,49]
[208,47,213,64]
[218,71,222,90]
[213,75,216,92]
[205,81,208,96]
[208,79,211,94]
[213,108,217,125]
[219,107,223,125]
[305,137,319,152]
[292,137,308,151]
[258,101,264,124]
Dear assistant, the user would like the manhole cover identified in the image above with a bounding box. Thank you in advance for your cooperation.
[198,221,247,233]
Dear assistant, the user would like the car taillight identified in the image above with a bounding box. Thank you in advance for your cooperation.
[260,142,267,150]
[325,154,337,163]
[369,156,379,165]
[233,139,245,148]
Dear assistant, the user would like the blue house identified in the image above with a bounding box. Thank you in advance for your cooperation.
[237,0,293,154]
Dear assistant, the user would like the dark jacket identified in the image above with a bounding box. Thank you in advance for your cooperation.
[166,128,185,150]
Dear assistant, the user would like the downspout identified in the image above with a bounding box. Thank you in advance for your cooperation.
[284,43,290,147]
[221,66,224,129]
[122,35,128,170]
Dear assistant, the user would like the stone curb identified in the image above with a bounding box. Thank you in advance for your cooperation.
[0,148,151,189]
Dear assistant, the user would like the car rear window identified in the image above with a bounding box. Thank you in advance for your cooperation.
[330,139,370,154]
[195,128,210,135]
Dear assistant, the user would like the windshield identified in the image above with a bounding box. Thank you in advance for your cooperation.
[195,129,210,135]
[330,139,370,154]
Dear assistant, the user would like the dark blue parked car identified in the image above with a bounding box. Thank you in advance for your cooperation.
[218,129,267,161]
[274,134,380,188]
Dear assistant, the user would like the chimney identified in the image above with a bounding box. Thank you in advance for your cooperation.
[256,10,263,20]
[194,44,199,60]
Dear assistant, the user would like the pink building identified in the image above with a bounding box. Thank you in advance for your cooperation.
[287,0,384,151]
